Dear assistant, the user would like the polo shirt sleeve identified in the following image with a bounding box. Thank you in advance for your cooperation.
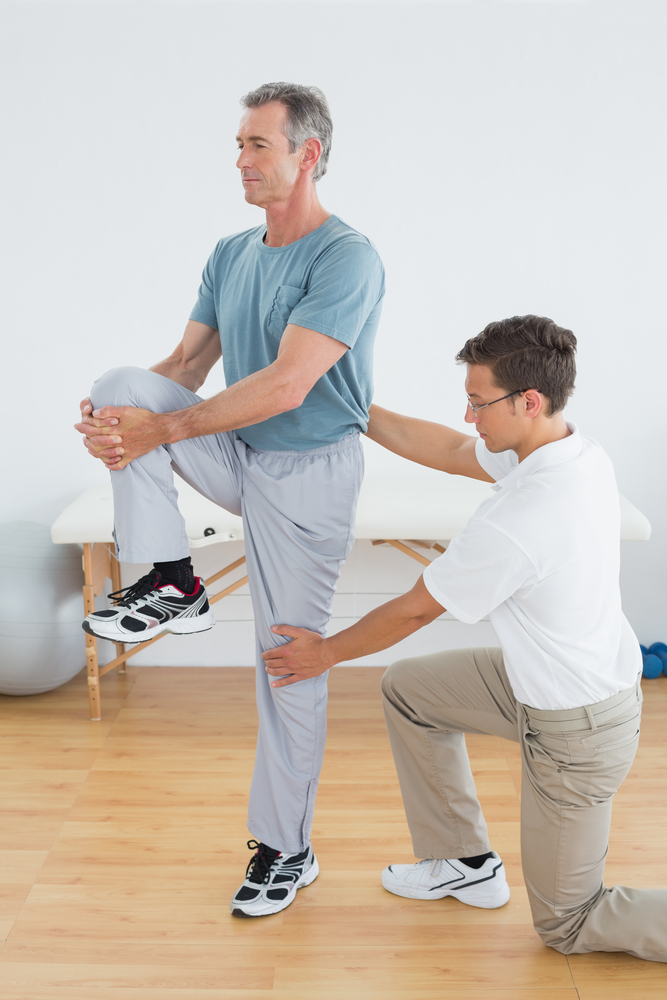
[423,519,537,624]
[189,245,220,330]
[288,240,385,348]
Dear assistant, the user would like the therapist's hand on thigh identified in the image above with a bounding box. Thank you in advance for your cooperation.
[263,625,329,687]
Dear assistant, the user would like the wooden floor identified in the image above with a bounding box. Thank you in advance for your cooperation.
[1,667,667,1000]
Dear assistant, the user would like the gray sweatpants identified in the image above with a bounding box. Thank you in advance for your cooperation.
[381,647,667,963]
[90,366,363,854]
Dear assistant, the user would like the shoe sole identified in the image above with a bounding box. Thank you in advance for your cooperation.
[382,867,510,910]
[82,609,216,644]
[230,855,320,918]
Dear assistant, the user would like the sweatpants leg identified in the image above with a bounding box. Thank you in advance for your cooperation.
[91,366,363,856]
[381,647,517,858]
[241,435,364,854]
[90,367,242,562]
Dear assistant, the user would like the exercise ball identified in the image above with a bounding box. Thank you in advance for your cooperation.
[648,642,667,658]
[0,522,85,695]
[642,654,663,680]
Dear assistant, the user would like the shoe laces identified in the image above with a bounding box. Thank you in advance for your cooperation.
[108,569,162,608]
[245,839,280,885]
[427,859,444,878]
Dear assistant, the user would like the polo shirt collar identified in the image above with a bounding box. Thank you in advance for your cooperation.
[492,422,581,492]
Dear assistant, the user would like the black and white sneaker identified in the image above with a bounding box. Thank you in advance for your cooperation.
[230,839,319,917]
[82,569,215,644]
[381,852,510,909]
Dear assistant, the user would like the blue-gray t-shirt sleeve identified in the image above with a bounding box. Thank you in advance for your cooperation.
[189,246,219,329]
[288,240,385,348]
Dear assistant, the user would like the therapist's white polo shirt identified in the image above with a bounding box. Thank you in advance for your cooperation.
[423,424,642,710]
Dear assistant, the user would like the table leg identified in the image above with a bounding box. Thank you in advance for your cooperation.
[109,547,127,674]
[82,543,102,721]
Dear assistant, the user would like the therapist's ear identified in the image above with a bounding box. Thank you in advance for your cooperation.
[524,390,544,418]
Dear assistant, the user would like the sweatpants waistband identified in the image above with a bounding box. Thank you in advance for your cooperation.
[521,674,642,733]
[242,431,360,458]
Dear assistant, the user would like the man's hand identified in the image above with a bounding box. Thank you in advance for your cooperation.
[74,398,168,470]
[262,624,331,688]
[75,397,124,467]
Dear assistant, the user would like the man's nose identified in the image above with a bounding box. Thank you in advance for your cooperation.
[464,404,477,424]
[236,149,251,169]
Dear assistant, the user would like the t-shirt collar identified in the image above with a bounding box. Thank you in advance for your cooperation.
[492,422,581,492]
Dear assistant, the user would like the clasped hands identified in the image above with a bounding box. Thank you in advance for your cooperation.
[74,397,167,470]
[262,625,332,687]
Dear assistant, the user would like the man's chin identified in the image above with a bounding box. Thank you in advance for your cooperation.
[481,438,507,454]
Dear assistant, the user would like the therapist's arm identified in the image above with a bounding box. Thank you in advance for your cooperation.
[365,404,493,482]
[262,575,445,687]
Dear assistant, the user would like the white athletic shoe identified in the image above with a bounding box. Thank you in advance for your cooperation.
[382,852,510,909]
[230,840,319,917]
[82,569,215,644]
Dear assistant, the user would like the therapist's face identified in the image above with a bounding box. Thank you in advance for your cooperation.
[464,364,525,454]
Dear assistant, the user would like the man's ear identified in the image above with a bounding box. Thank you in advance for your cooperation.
[300,137,322,173]
[524,389,544,418]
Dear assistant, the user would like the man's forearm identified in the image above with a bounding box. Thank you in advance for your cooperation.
[149,357,207,393]
[159,360,305,444]
[365,405,467,472]
[319,592,441,668]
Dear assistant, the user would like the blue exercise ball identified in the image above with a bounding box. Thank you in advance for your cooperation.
[649,642,667,658]
[640,644,648,657]
[0,522,85,695]
[642,654,663,679]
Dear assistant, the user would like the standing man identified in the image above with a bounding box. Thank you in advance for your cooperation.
[264,315,667,962]
[75,83,385,917]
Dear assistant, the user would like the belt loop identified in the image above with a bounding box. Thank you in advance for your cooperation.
[584,705,598,731]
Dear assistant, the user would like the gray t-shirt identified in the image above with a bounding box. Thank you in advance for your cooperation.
[190,214,385,451]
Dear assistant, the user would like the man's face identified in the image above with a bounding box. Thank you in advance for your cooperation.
[236,102,301,207]
[464,364,524,454]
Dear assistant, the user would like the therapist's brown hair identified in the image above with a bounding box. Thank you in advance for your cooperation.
[456,315,577,416]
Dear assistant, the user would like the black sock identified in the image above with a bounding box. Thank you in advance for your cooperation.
[459,851,494,870]
[154,557,195,594]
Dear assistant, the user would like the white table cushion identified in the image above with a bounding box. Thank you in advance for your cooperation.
[51,476,651,547]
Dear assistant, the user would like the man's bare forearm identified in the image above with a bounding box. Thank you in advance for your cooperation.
[159,359,305,444]
[149,320,223,393]
[318,586,443,668]
[366,405,491,481]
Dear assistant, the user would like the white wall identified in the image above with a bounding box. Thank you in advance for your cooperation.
[3,0,667,664]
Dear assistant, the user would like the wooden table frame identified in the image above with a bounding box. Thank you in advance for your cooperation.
[82,542,248,721]
[81,538,445,721]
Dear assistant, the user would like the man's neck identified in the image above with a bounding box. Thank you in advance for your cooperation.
[263,185,330,247]
[515,416,571,463]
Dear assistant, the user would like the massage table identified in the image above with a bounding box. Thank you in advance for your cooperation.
[51,476,651,720]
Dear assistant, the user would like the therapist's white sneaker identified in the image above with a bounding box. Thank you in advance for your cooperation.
[382,852,510,909]
[82,569,215,643]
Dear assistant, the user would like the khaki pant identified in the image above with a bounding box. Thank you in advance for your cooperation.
[381,647,667,962]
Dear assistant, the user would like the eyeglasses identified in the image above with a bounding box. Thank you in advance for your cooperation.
[466,389,534,414]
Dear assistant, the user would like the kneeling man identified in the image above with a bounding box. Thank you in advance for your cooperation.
[263,314,666,962]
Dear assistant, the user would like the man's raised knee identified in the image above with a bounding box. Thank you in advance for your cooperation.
[90,366,161,410]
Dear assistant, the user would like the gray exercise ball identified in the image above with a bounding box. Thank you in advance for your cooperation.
[0,522,86,695]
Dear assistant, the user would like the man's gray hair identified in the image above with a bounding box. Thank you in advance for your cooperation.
[240,82,333,182]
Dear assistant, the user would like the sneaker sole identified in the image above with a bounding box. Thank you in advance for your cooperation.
[230,855,320,918]
[82,609,216,644]
[381,866,510,909]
